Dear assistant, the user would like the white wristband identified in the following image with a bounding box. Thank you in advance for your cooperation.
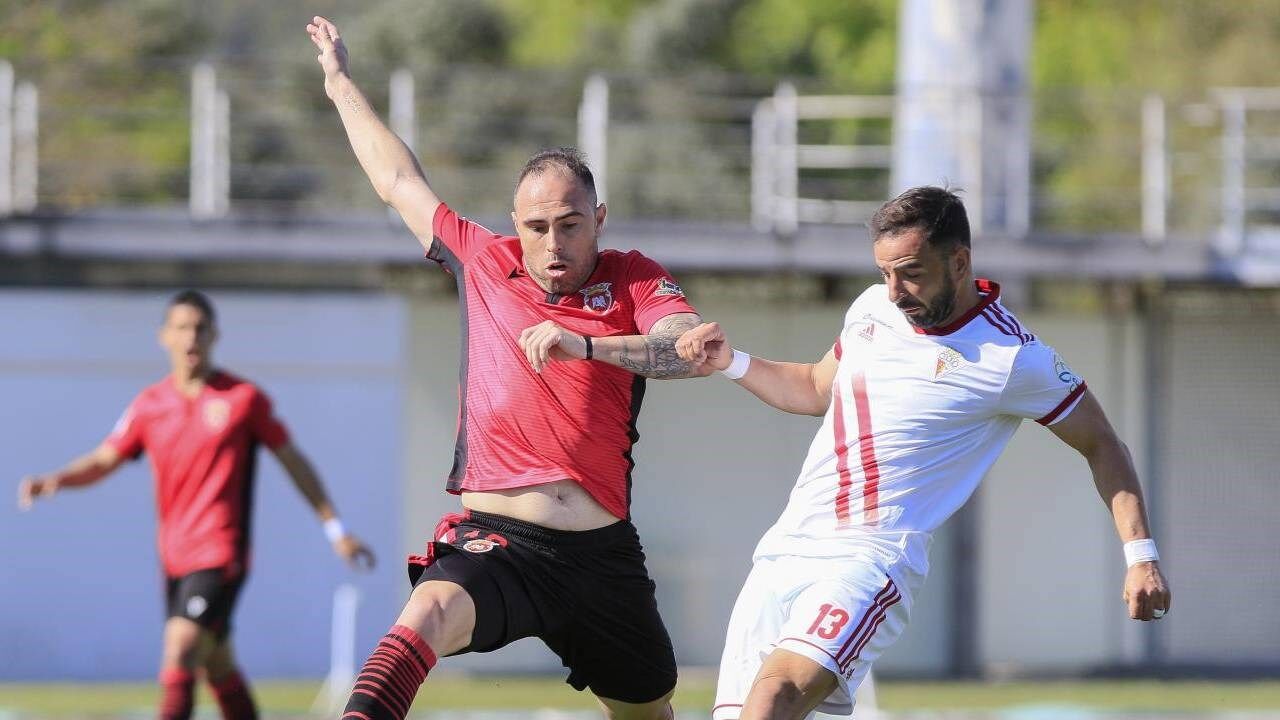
[323,517,347,543]
[720,349,752,380]
[1123,538,1159,567]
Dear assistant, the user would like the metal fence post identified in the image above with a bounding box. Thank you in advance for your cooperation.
[577,74,609,205]
[1218,93,1246,256]
[13,81,37,213]
[774,82,799,237]
[1141,94,1167,244]
[0,61,13,216]
[751,98,777,232]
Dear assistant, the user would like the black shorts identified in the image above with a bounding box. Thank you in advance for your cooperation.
[408,510,677,704]
[164,568,244,640]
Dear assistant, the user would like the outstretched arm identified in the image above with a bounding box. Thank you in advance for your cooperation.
[676,321,838,416]
[519,313,714,380]
[18,443,125,510]
[271,442,376,570]
[1049,390,1171,622]
[307,15,440,251]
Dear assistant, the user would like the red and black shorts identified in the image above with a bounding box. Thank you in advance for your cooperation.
[409,510,677,705]
[164,568,245,641]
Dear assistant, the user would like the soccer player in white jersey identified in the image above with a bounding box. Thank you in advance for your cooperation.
[677,187,1172,720]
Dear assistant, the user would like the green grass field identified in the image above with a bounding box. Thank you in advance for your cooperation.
[2,676,1279,717]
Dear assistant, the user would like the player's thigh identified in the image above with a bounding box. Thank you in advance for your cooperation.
[160,616,205,668]
[396,577,476,657]
[741,648,837,720]
[595,689,674,720]
[770,569,909,716]
[714,558,790,720]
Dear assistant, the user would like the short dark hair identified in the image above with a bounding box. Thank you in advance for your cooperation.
[869,186,970,251]
[515,147,597,205]
[167,289,216,325]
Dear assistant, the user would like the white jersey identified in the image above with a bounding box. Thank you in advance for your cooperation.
[753,279,1086,583]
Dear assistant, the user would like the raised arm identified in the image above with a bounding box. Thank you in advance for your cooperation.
[1048,390,1171,621]
[271,441,376,570]
[18,443,125,510]
[674,321,838,416]
[307,15,440,250]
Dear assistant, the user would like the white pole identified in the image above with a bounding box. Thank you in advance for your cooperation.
[751,98,777,231]
[577,74,609,205]
[774,82,799,236]
[0,60,13,216]
[314,583,362,715]
[389,69,416,153]
[215,87,230,217]
[1141,93,1167,244]
[13,81,36,213]
[1219,93,1246,256]
[190,62,215,219]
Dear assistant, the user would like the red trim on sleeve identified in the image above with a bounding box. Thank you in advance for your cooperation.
[1037,381,1088,426]
[833,338,842,360]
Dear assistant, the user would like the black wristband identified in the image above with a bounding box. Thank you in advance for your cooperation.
[583,335,593,360]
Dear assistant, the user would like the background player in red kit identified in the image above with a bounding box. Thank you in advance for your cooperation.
[18,289,375,720]
[309,15,714,720]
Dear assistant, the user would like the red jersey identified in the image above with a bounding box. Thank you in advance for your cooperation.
[103,370,289,578]
[427,203,698,519]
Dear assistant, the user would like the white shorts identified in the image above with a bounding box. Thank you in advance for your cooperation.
[713,555,920,720]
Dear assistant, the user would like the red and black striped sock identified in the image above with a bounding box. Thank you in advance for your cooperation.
[342,624,436,720]
[158,667,195,720]
[209,669,259,720]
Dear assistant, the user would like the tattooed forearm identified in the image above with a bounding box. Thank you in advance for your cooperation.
[341,89,364,116]
[615,314,701,379]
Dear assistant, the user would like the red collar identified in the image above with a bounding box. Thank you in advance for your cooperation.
[911,279,999,336]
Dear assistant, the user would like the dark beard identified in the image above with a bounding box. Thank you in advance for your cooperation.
[903,274,957,329]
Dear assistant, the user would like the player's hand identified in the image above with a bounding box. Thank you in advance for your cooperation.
[305,15,350,97]
[518,320,587,373]
[17,475,58,510]
[333,534,376,571]
[677,322,731,374]
[1123,560,1170,621]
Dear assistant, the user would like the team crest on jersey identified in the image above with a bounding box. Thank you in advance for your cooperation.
[1053,353,1081,392]
[202,398,231,431]
[579,282,614,312]
[934,346,964,380]
[655,278,685,297]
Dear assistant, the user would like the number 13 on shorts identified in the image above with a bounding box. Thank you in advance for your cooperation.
[779,577,904,682]
[807,603,851,639]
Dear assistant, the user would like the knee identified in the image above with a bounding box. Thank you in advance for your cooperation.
[753,673,807,708]
[599,691,673,720]
[398,581,474,655]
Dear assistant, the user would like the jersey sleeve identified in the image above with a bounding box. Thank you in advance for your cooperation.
[248,388,291,450]
[426,202,506,267]
[999,341,1088,425]
[626,254,698,333]
[102,395,146,460]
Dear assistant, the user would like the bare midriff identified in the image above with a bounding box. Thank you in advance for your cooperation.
[460,478,619,531]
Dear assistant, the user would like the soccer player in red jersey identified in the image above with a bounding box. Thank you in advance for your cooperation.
[309,15,716,720]
[18,290,375,720]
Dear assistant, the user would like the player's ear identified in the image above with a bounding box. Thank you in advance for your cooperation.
[950,244,971,278]
[594,202,607,233]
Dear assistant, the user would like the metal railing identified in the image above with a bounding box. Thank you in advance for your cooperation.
[3,58,1280,258]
